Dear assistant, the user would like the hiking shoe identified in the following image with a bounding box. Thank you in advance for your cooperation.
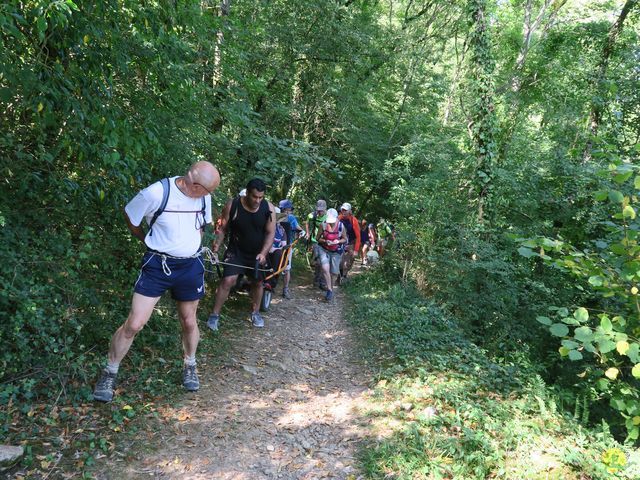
[251,312,265,328]
[318,282,328,291]
[182,364,199,392]
[325,290,334,302]
[207,313,220,331]
[93,369,117,402]
[283,288,291,299]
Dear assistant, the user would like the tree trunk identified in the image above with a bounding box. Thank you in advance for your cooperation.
[466,0,498,225]
[212,0,231,88]
[583,0,638,163]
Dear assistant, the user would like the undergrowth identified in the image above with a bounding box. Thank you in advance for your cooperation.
[345,266,640,479]
[3,266,246,479]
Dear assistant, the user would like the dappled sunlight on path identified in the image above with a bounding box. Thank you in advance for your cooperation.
[96,273,372,479]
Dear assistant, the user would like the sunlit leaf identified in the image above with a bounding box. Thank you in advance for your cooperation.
[588,276,604,286]
[623,205,636,219]
[617,341,630,355]
[605,367,619,380]
[574,307,589,322]
[601,316,613,334]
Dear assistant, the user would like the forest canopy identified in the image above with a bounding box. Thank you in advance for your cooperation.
[1,0,640,471]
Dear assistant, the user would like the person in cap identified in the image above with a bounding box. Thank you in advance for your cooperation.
[376,217,393,258]
[316,208,348,301]
[305,199,328,290]
[278,199,305,299]
[338,202,361,283]
[262,207,288,293]
[360,218,377,265]
[207,178,276,330]
[93,161,221,402]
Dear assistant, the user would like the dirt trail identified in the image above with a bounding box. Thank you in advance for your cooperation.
[98,273,373,479]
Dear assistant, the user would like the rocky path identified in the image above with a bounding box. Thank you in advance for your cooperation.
[98,275,372,479]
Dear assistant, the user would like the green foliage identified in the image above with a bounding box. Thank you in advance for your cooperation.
[0,0,638,473]
[346,270,640,479]
[520,161,640,441]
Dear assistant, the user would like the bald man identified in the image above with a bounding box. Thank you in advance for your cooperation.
[93,161,220,402]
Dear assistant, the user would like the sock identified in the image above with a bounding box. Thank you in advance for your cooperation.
[106,361,119,375]
[184,355,196,367]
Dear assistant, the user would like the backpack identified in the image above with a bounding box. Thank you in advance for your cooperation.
[148,178,206,236]
[340,217,356,243]
[320,221,344,253]
[309,211,325,241]
[280,219,293,246]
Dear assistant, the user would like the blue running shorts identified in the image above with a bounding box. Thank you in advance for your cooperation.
[134,251,205,301]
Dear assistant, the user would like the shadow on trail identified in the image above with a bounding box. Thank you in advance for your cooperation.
[92,266,371,480]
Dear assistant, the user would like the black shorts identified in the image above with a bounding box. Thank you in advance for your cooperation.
[222,246,264,279]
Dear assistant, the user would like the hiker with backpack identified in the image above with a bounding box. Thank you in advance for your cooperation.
[93,161,220,403]
[305,199,328,290]
[338,203,360,284]
[360,219,376,266]
[207,178,276,330]
[317,208,348,301]
[261,207,288,295]
[376,218,393,258]
[278,199,305,299]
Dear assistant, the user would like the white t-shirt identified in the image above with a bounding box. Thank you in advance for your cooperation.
[125,176,212,257]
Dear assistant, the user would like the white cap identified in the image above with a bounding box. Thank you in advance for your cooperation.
[326,208,339,223]
[239,188,247,197]
[274,207,281,214]
[340,202,352,212]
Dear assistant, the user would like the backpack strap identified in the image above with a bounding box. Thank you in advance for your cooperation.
[199,196,206,232]
[148,177,170,236]
[230,196,240,222]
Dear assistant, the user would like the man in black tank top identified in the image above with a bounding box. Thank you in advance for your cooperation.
[208,178,276,329]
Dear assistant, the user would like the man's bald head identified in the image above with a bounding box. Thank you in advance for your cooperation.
[187,161,220,194]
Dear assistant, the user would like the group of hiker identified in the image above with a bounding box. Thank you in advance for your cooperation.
[304,199,394,302]
[93,161,394,403]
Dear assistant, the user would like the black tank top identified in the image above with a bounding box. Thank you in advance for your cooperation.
[230,197,271,255]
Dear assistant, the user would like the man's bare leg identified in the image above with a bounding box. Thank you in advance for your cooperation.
[108,293,160,364]
[177,299,200,359]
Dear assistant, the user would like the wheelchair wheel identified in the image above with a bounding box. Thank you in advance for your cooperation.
[261,288,273,312]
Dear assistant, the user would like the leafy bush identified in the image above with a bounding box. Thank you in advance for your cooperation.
[346,270,640,479]
[520,161,640,441]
